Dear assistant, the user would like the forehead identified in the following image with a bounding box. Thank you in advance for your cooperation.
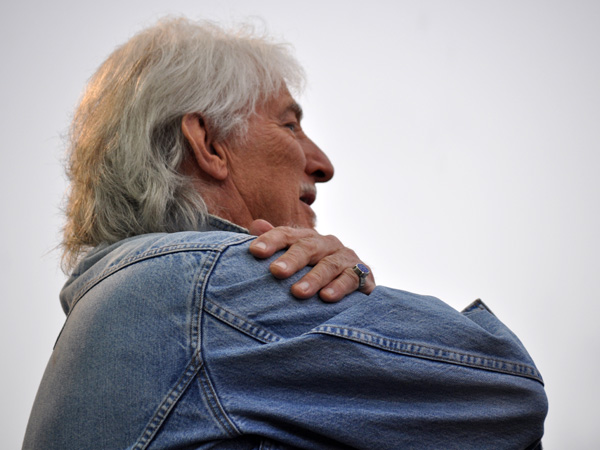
[257,89,303,121]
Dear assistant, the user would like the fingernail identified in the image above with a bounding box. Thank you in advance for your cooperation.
[253,241,267,250]
[273,260,287,270]
[297,281,310,292]
[322,288,335,297]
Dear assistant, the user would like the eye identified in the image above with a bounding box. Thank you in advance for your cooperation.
[284,123,297,132]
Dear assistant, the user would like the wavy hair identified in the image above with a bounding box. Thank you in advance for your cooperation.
[62,17,305,271]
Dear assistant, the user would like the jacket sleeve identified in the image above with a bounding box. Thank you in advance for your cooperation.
[200,242,548,450]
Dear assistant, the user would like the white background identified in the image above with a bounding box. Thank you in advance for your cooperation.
[2,1,598,448]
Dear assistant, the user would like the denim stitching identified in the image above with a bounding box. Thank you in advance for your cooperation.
[461,298,495,316]
[204,300,283,344]
[197,365,241,437]
[55,236,255,348]
[132,351,204,449]
[193,247,246,438]
[190,250,219,351]
[75,235,254,309]
[309,325,544,384]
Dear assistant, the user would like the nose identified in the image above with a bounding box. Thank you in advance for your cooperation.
[304,137,334,183]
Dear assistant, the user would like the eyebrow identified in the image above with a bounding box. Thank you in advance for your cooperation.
[287,102,303,122]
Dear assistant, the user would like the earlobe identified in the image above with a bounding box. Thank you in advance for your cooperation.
[181,113,228,181]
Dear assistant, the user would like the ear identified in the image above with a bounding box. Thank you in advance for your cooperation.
[181,113,228,181]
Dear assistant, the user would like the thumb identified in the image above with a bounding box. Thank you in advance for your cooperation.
[248,219,274,236]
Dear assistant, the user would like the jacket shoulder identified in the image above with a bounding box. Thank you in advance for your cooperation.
[60,231,255,314]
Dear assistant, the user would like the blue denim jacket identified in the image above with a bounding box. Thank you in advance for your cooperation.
[23,216,547,449]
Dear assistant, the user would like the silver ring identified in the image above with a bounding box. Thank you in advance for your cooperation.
[352,263,370,289]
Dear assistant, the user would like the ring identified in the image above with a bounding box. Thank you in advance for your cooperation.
[352,263,370,289]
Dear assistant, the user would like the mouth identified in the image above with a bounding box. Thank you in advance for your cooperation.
[300,185,316,206]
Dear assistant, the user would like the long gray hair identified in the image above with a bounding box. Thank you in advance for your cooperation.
[62,17,305,271]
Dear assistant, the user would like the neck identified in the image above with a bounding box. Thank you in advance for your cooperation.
[195,178,255,229]
[180,151,255,228]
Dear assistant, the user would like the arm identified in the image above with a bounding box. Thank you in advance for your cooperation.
[248,219,376,302]
[204,244,548,449]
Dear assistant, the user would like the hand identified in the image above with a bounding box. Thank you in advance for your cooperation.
[248,219,375,302]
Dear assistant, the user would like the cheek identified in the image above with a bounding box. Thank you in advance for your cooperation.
[268,136,306,170]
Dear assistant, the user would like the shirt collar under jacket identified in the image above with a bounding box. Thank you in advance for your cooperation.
[202,214,249,234]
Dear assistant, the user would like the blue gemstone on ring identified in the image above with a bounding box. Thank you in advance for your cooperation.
[356,263,369,274]
[353,263,369,289]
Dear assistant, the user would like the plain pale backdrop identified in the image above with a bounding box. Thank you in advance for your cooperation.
[2,1,598,448]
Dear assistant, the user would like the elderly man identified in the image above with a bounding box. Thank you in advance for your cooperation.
[23,18,547,450]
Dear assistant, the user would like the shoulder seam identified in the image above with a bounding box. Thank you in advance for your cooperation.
[204,300,284,344]
[71,236,254,314]
[54,235,254,349]
[132,352,205,449]
[310,325,544,384]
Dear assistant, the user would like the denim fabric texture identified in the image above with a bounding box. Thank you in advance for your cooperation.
[23,216,547,449]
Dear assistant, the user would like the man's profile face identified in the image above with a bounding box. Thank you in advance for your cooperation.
[226,89,334,228]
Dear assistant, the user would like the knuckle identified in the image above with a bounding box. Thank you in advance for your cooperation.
[339,250,359,265]
[261,229,284,245]
[279,248,308,268]
[344,266,360,280]
[281,226,314,244]
[340,246,358,259]
[318,256,342,274]
[324,234,342,247]
[298,237,319,254]
[279,226,296,240]
[303,270,327,287]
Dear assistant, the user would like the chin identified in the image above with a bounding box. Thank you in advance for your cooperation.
[271,204,316,229]
[280,214,314,229]
[297,213,317,229]
[295,203,316,229]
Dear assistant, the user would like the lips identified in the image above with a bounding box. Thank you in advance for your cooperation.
[300,185,316,206]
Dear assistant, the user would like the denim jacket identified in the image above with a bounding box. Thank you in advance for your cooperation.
[23,216,547,450]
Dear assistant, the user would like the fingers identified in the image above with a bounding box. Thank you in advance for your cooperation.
[293,261,376,302]
[270,234,343,280]
[249,226,330,262]
[248,224,376,302]
[319,267,374,302]
[248,219,274,237]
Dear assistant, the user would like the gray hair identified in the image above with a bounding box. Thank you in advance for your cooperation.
[62,17,305,271]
